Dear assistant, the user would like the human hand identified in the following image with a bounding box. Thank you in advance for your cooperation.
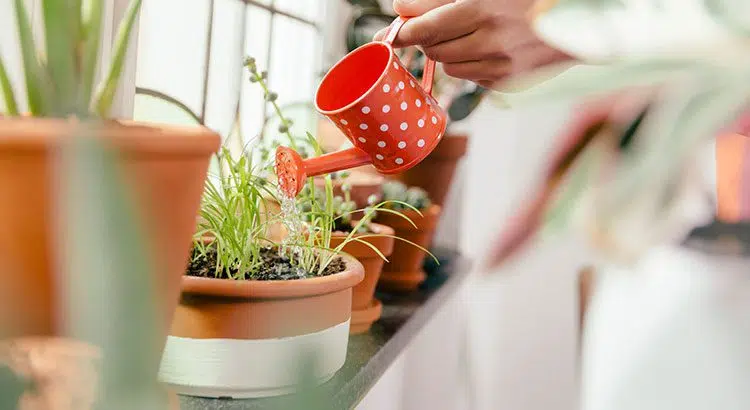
[374,0,575,88]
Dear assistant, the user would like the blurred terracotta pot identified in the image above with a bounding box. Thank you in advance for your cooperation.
[159,254,364,398]
[314,170,385,208]
[374,205,441,292]
[390,135,468,206]
[330,223,394,334]
[0,118,219,351]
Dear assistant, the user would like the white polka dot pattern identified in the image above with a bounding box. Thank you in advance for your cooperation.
[327,51,446,172]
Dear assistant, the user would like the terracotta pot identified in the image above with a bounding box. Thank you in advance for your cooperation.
[314,170,385,208]
[159,254,364,398]
[330,223,395,334]
[374,205,442,292]
[0,118,219,354]
[390,135,468,206]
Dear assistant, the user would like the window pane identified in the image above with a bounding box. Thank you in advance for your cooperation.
[274,0,320,22]
[135,0,211,115]
[133,93,201,127]
[265,16,320,145]
[268,17,318,112]
[239,5,272,145]
[203,0,245,138]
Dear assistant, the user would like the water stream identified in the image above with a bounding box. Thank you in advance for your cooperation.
[278,192,303,259]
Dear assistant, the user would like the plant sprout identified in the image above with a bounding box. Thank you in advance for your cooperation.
[381,181,432,211]
[0,0,143,118]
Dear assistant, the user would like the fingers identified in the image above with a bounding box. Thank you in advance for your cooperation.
[443,59,512,82]
[389,0,485,48]
[393,0,455,17]
[422,28,503,63]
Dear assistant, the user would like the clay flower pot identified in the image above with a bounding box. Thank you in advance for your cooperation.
[390,135,468,206]
[314,170,385,208]
[374,205,442,292]
[158,254,364,398]
[0,118,219,344]
[330,223,395,334]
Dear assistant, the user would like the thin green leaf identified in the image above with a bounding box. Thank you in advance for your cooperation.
[42,0,78,113]
[94,0,142,117]
[0,56,19,115]
[14,0,49,115]
[82,0,104,107]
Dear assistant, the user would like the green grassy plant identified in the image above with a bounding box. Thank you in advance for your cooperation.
[1,0,143,118]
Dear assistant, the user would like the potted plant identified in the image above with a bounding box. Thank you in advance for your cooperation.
[158,115,367,397]
[0,0,219,361]
[374,181,441,291]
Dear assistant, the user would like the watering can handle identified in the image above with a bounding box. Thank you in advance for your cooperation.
[382,16,436,96]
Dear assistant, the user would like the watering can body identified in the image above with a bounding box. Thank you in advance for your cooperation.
[276,17,447,197]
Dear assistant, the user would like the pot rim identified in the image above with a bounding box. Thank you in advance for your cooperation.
[181,252,364,299]
[0,117,220,155]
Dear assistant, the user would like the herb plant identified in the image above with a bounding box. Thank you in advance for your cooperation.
[192,146,279,279]
[0,0,143,118]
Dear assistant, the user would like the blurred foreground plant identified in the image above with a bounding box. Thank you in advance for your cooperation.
[485,0,750,267]
[0,0,142,117]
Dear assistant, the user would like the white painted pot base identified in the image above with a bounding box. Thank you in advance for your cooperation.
[158,320,350,399]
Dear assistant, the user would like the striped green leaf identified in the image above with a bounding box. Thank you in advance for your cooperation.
[94,0,142,117]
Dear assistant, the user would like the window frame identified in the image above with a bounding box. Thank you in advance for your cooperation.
[111,0,340,124]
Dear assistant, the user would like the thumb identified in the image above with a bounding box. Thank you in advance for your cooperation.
[393,0,454,17]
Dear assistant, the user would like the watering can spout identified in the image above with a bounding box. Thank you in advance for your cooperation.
[275,146,371,197]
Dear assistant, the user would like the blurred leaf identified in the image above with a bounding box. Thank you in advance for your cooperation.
[82,0,105,108]
[0,365,28,409]
[58,124,165,409]
[0,56,19,115]
[497,60,706,105]
[14,0,50,115]
[42,0,78,113]
[95,0,142,117]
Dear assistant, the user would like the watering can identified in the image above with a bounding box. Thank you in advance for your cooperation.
[275,17,447,197]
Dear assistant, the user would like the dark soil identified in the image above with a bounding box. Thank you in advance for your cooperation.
[187,246,346,281]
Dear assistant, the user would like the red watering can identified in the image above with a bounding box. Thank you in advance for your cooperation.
[275,17,448,197]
